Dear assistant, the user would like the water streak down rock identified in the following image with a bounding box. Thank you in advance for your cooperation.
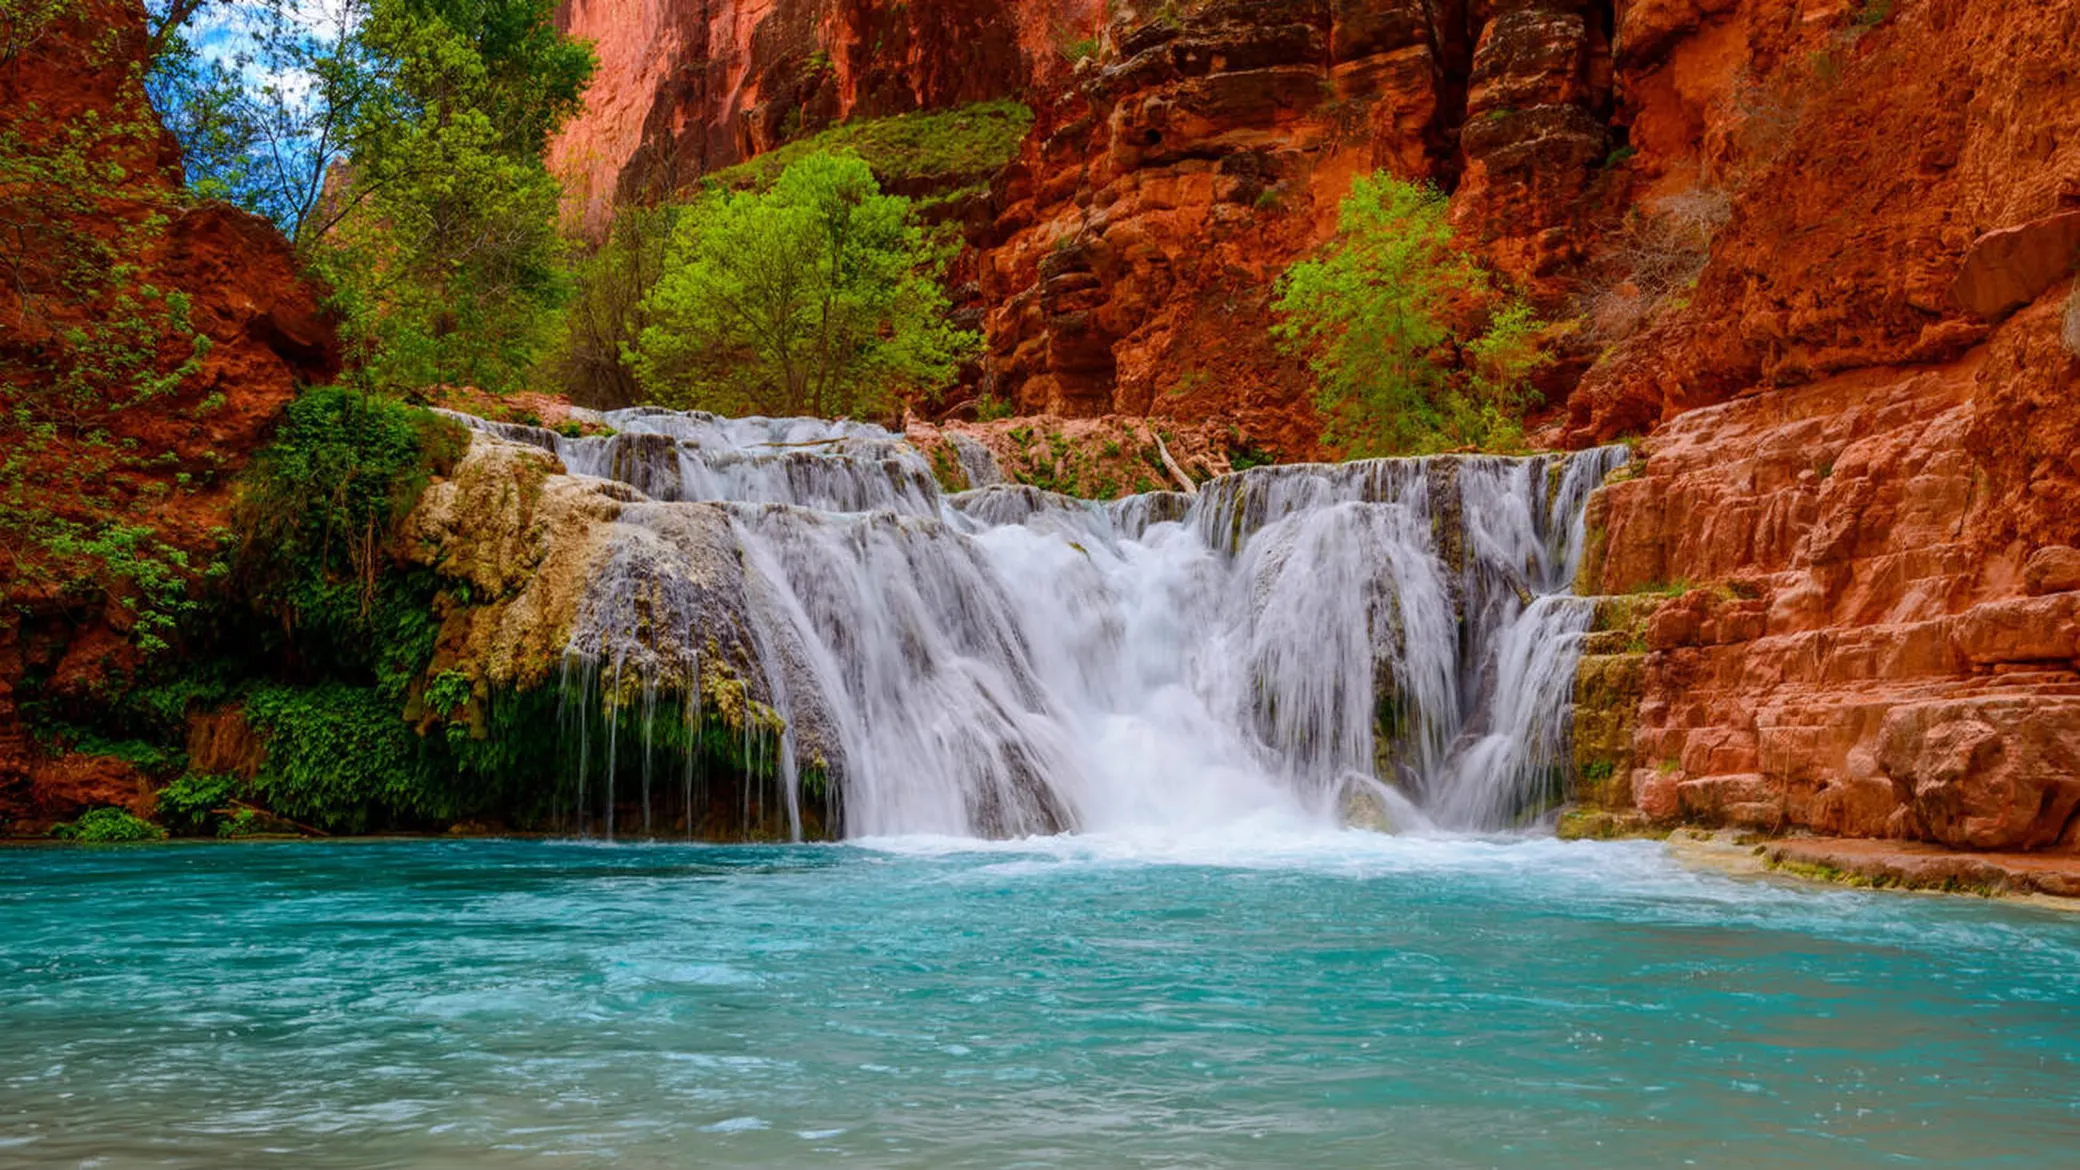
[414,409,1625,838]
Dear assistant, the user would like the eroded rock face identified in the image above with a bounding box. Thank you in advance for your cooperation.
[0,1,339,829]
[1566,0,2080,442]
[1572,294,2080,851]
[1952,211,2080,322]
[549,0,1105,235]
[1451,3,1613,290]
[973,0,1460,450]
[554,2,1637,454]
[1878,697,2080,851]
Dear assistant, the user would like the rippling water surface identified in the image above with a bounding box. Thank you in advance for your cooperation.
[4,833,2076,1168]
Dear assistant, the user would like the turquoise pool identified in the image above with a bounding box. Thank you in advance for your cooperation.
[3,833,2075,1167]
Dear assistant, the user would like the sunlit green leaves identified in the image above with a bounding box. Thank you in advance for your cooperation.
[633,152,975,419]
[1273,174,1548,456]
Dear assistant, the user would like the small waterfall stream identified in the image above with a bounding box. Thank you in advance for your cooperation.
[446,408,1628,839]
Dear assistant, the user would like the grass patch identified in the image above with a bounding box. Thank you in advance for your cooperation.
[703,100,1033,196]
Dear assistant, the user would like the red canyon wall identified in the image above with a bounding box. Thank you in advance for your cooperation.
[549,0,1107,236]
[0,3,338,826]
[1569,0,2080,852]
[554,0,1634,454]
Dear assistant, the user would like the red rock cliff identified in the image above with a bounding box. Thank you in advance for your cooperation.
[549,0,1106,236]
[1566,0,2080,854]
[972,0,1624,452]
[0,1,339,828]
[553,2,1639,451]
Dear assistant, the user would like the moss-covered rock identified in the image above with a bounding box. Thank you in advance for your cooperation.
[1564,590,1662,821]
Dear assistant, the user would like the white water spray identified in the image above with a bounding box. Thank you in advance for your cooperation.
[446,409,1627,838]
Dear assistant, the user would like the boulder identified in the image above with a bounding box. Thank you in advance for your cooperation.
[1878,697,2080,851]
[2023,545,2080,596]
[1952,211,2080,321]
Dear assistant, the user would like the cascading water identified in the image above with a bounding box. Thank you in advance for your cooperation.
[445,408,1628,839]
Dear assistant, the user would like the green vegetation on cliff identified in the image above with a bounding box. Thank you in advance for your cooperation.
[632,153,975,419]
[1274,175,1550,456]
[234,386,465,667]
[704,99,1032,207]
[152,0,596,395]
[1,3,216,658]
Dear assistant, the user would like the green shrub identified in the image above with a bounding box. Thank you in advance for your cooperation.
[235,387,464,673]
[158,772,240,837]
[543,202,679,408]
[1227,435,1278,472]
[51,808,167,843]
[425,670,473,719]
[1273,175,1549,455]
[1059,36,1100,65]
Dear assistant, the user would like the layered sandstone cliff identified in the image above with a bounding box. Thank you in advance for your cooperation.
[1564,0,2080,856]
[549,0,1106,235]
[552,0,1639,454]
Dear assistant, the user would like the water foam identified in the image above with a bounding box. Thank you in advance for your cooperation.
[448,408,1628,839]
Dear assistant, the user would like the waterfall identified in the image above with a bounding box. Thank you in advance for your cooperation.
[446,409,1628,839]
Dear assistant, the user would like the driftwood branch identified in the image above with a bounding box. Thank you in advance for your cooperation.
[1154,433,1199,496]
[227,799,330,838]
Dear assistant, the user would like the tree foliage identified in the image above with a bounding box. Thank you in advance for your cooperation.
[1274,175,1549,456]
[633,152,974,419]
[150,0,595,395]
[544,202,676,408]
[234,384,464,659]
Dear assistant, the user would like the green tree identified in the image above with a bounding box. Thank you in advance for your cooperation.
[544,202,677,408]
[147,0,594,396]
[1274,174,1548,455]
[313,0,593,396]
[634,152,974,419]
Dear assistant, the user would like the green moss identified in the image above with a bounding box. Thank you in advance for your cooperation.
[1058,35,1100,64]
[1554,808,1667,841]
[703,100,1032,196]
[546,658,834,840]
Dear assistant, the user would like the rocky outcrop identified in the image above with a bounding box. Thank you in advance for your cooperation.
[902,414,1240,496]
[1952,211,2080,322]
[1570,287,2080,853]
[1450,1,1615,291]
[549,0,1105,235]
[1566,0,2080,442]
[974,1,1440,449]
[0,1,340,829]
